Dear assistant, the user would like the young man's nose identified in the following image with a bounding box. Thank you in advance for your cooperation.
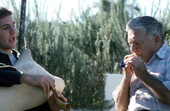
[10,26,16,35]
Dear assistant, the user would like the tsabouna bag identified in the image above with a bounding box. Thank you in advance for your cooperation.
[0,49,65,111]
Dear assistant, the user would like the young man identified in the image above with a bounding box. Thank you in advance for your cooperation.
[113,16,170,111]
[0,6,67,111]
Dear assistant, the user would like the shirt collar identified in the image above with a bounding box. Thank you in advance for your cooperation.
[0,49,20,59]
[156,42,169,59]
[12,49,20,59]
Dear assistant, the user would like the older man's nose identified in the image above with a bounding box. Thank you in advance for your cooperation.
[131,44,138,53]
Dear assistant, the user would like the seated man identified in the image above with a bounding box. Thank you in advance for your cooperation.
[113,16,170,111]
[0,6,67,111]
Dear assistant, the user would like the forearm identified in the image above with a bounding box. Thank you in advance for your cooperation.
[140,72,170,104]
[115,77,130,111]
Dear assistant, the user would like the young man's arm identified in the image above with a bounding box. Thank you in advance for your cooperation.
[0,66,22,86]
[0,64,55,93]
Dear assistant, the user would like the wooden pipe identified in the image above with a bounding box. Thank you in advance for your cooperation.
[52,89,71,111]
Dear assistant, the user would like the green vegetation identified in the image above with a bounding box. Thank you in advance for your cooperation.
[3,0,170,110]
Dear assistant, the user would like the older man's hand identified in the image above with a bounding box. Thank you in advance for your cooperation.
[124,54,147,78]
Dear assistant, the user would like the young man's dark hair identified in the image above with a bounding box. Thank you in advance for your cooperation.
[0,6,12,18]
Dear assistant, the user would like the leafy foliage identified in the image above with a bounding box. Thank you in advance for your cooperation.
[24,0,129,109]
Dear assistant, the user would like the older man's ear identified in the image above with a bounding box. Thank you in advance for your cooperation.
[154,35,162,49]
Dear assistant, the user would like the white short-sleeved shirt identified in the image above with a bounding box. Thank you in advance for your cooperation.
[128,42,170,111]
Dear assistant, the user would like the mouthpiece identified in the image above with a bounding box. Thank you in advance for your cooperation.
[120,61,126,68]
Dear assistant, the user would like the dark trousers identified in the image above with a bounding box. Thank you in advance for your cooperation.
[25,102,51,111]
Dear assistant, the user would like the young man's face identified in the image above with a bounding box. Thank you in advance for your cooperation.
[0,15,17,53]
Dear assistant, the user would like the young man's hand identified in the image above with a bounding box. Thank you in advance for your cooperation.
[48,91,68,111]
[20,74,55,94]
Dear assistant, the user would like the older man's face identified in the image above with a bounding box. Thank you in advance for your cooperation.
[127,28,157,63]
[0,15,17,53]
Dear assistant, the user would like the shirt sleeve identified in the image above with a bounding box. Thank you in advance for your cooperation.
[163,62,170,90]
[0,64,22,87]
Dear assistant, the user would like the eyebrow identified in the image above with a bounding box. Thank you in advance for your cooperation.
[128,39,141,43]
[0,21,15,28]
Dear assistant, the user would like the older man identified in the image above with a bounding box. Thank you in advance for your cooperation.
[0,6,67,111]
[113,16,170,111]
